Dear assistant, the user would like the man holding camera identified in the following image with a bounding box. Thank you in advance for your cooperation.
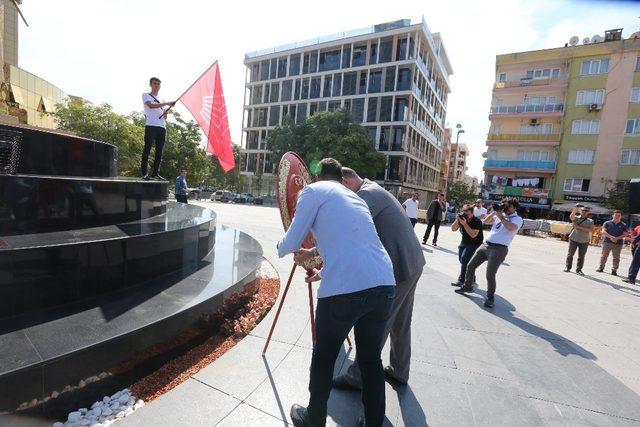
[564,205,594,276]
[454,197,522,308]
[451,204,484,287]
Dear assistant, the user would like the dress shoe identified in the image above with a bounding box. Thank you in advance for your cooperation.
[151,174,165,180]
[290,404,309,427]
[142,175,150,181]
[576,270,584,276]
[454,285,473,294]
[622,277,636,284]
[595,268,604,273]
[451,281,463,287]
[563,268,571,272]
[421,240,426,245]
[332,374,361,390]
[432,242,438,246]
[611,270,617,276]
[383,365,408,385]
[484,296,495,308]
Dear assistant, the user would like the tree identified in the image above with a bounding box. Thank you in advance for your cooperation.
[267,109,386,179]
[603,181,630,213]
[447,181,476,206]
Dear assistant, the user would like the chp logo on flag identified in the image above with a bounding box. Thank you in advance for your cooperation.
[179,61,235,172]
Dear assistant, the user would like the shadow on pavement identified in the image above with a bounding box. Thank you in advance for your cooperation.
[262,355,288,424]
[395,383,428,427]
[581,274,640,297]
[462,289,597,360]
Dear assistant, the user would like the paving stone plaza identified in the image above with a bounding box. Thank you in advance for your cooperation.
[120,202,640,426]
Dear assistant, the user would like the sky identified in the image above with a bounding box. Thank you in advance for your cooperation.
[16,0,640,179]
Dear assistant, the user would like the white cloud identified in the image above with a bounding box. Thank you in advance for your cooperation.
[16,0,639,179]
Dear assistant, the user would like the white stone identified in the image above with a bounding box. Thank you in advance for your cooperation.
[80,419,90,426]
[110,391,122,400]
[53,422,64,427]
[67,411,82,422]
[115,411,125,419]
[29,398,38,407]
[79,380,86,388]
[90,407,102,417]
[86,375,100,384]
[124,407,134,416]
[102,396,110,404]
[51,391,59,398]
[101,408,112,417]
[117,394,130,404]
[79,408,88,414]
[126,397,135,405]
[91,401,101,409]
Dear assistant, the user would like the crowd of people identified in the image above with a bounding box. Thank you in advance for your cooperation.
[274,159,638,426]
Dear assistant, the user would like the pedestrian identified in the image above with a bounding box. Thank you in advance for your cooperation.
[444,199,451,224]
[564,205,594,276]
[450,204,483,287]
[422,192,445,246]
[454,198,523,308]
[175,169,188,203]
[622,231,640,285]
[278,158,395,427]
[473,198,488,220]
[597,210,627,275]
[141,77,176,180]
[402,192,420,228]
[311,167,425,390]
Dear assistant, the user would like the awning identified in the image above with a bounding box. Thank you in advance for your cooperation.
[9,84,24,105]
[551,202,611,214]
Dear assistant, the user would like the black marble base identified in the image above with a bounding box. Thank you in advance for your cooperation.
[0,174,168,236]
[0,225,262,415]
[0,203,215,319]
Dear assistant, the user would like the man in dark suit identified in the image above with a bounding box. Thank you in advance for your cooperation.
[422,193,445,246]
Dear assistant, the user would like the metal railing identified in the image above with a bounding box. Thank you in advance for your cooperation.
[494,76,568,89]
[487,133,560,141]
[490,104,563,115]
[484,160,556,170]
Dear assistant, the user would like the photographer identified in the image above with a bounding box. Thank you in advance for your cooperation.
[564,205,594,276]
[454,197,523,308]
[451,204,484,287]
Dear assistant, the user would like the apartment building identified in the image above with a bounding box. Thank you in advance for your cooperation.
[484,28,640,215]
[438,127,451,194]
[449,142,468,183]
[240,18,453,204]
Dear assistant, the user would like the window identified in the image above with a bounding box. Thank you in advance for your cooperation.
[626,119,640,135]
[294,79,301,100]
[571,120,600,134]
[498,73,506,82]
[343,72,357,95]
[576,89,604,105]
[493,124,502,134]
[268,106,280,126]
[636,56,640,72]
[358,71,367,94]
[260,60,270,80]
[368,70,382,93]
[517,151,555,161]
[310,77,321,98]
[277,57,288,78]
[341,46,351,69]
[519,123,553,134]
[301,78,310,99]
[270,58,277,79]
[269,83,279,103]
[580,59,610,76]
[322,76,332,98]
[568,150,595,164]
[295,103,307,124]
[319,49,341,72]
[525,68,560,79]
[369,42,378,65]
[487,149,498,160]
[352,45,366,67]
[379,38,393,63]
[379,126,391,150]
[397,67,411,90]
[281,80,293,102]
[251,85,263,105]
[289,54,300,76]
[332,74,342,97]
[631,87,640,103]
[392,127,405,151]
[396,37,408,61]
[620,149,640,165]
[394,98,408,121]
[379,96,392,121]
[384,67,395,92]
[352,98,365,122]
[310,51,318,73]
[366,97,378,122]
[564,178,590,193]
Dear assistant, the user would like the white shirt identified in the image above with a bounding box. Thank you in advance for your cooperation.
[485,213,523,246]
[402,198,419,219]
[277,180,395,298]
[473,206,488,218]
[142,93,166,128]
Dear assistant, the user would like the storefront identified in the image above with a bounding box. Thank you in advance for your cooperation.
[481,186,552,218]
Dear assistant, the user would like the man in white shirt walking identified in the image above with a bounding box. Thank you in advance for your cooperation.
[454,197,523,308]
[402,192,420,228]
[277,158,395,427]
[141,77,176,180]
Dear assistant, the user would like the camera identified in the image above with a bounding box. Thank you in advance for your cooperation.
[457,212,466,221]
[493,203,506,212]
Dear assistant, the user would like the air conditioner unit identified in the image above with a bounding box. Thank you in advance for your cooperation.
[588,103,601,111]
[530,118,538,125]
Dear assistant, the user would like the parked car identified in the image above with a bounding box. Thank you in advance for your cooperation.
[213,190,234,203]
[188,188,201,199]
[199,187,215,200]
[253,196,264,205]
[240,193,255,203]
[232,194,247,203]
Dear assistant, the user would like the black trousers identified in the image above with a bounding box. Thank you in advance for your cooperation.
[308,286,394,427]
[422,219,441,243]
[175,194,188,203]
[141,125,166,176]
[409,218,417,228]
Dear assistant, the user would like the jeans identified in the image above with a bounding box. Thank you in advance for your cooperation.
[629,247,640,282]
[464,243,508,298]
[422,219,441,243]
[458,242,481,283]
[566,240,589,271]
[308,285,395,427]
[141,125,166,176]
[599,240,622,271]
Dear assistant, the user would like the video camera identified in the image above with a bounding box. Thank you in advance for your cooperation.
[492,203,506,212]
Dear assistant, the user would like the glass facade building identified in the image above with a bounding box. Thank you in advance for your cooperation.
[240,18,453,204]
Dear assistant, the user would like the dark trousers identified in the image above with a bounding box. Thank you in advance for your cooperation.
[308,286,394,427]
[422,218,441,243]
[175,194,188,203]
[464,243,508,298]
[629,247,640,282]
[141,125,166,176]
[409,218,417,228]
[458,242,481,283]
[566,240,589,271]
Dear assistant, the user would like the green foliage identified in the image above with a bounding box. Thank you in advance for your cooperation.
[447,181,477,206]
[53,99,240,189]
[603,181,630,213]
[267,109,386,179]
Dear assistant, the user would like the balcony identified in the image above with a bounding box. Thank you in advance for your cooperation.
[493,76,568,92]
[487,133,561,146]
[484,159,556,172]
[489,103,563,119]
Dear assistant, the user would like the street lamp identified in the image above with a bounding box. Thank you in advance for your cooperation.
[447,124,464,195]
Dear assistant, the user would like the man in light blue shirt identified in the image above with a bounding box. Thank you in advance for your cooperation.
[277,158,395,427]
[175,169,188,203]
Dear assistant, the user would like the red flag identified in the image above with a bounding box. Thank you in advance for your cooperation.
[179,61,235,172]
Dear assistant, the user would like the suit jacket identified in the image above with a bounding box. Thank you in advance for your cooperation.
[426,199,445,222]
[358,179,426,284]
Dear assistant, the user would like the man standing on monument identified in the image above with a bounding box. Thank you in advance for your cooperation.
[277,158,395,427]
[141,77,176,180]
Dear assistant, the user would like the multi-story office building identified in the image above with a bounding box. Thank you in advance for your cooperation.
[240,18,453,204]
[484,28,640,215]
